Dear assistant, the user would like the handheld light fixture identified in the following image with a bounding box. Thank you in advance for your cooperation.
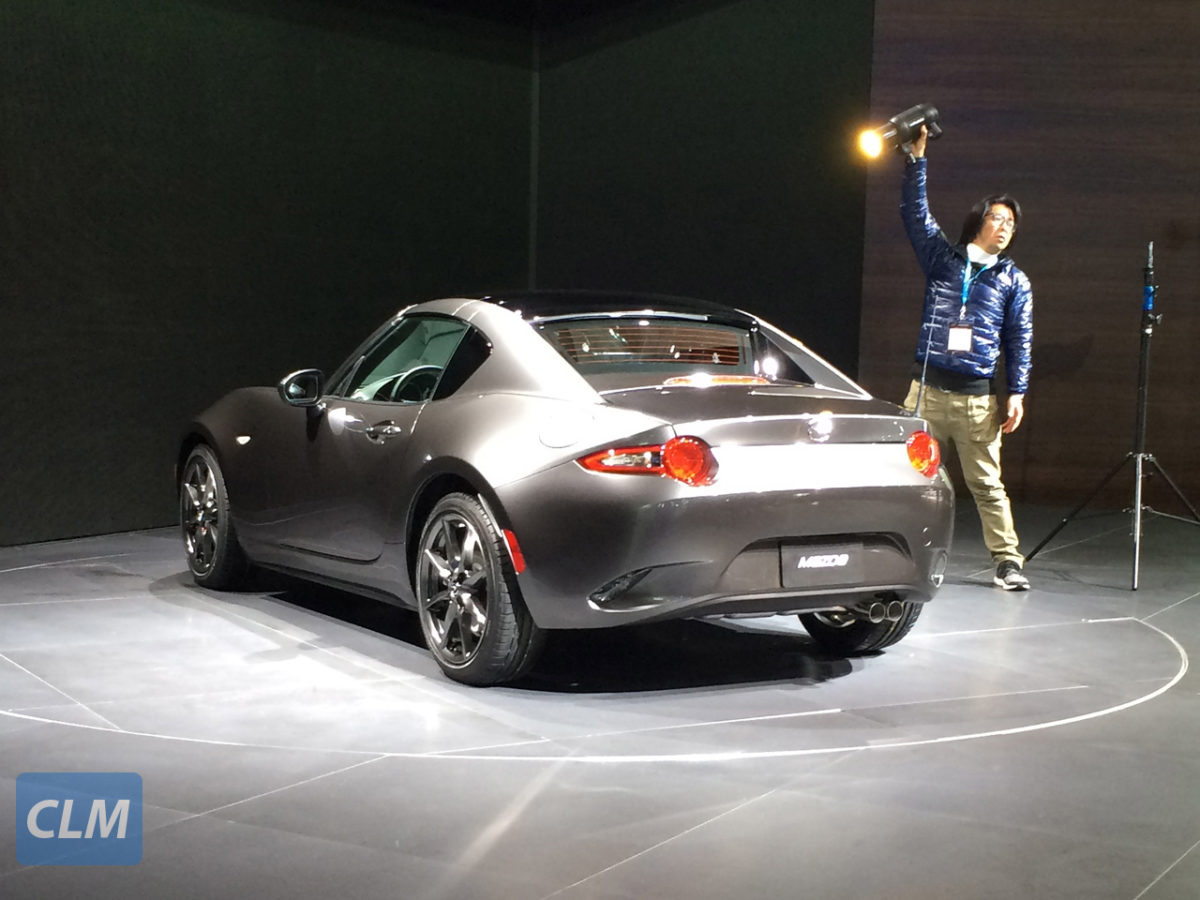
[858,103,943,159]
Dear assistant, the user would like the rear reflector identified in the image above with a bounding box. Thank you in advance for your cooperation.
[578,436,718,486]
[502,529,526,574]
[906,430,941,477]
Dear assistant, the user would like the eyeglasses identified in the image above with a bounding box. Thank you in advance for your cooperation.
[984,211,1016,231]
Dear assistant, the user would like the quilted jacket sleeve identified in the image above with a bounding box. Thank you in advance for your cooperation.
[900,158,948,275]
[1002,268,1034,395]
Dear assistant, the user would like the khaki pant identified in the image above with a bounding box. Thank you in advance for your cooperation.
[904,380,1023,566]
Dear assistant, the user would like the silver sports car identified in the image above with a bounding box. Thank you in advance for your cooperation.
[179,292,954,685]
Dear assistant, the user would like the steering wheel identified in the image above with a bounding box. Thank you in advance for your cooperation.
[372,365,442,403]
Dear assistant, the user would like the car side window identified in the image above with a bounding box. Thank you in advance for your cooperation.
[339,315,471,403]
[433,327,492,400]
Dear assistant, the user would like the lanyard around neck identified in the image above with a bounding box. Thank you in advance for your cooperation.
[960,260,989,312]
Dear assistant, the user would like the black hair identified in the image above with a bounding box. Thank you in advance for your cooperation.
[958,193,1022,250]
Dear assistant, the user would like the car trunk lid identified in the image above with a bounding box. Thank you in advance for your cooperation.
[597,384,920,445]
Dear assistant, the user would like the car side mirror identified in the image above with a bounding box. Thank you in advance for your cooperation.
[278,369,325,407]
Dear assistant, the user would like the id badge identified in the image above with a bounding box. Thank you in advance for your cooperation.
[947,325,973,352]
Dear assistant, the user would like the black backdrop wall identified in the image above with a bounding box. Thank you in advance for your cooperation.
[1,0,874,545]
[0,0,535,545]
[536,0,871,352]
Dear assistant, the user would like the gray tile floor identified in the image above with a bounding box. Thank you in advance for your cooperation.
[2,502,1199,898]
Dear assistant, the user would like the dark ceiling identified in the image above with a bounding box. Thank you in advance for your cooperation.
[345,0,659,29]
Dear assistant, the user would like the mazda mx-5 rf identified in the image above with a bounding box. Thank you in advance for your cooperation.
[178,291,954,685]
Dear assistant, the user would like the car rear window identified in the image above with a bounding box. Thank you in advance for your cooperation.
[532,315,819,390]
[537,318,751,370]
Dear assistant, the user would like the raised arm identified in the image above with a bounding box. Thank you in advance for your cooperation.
[900,126,948,276]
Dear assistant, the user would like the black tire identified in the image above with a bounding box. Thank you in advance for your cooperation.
[179,445,248,590]
[799,598,923,655]
[415,493,543,685]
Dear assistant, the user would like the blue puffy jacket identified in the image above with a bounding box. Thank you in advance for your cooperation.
[901,158,1033,395]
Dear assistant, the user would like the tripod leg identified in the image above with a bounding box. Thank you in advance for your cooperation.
[1026,453,1132,561]
[1145,455,1200,524]
[1133,454,1144,590]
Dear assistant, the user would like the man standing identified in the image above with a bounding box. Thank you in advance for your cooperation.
[900,125,1034,591]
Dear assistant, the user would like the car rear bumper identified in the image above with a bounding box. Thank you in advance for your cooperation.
[497,455,954,630]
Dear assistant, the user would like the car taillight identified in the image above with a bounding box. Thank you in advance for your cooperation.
[906,430,941,477]
[662,437,718,485]
[578,436,718,486]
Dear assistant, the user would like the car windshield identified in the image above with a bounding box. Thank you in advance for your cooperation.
[533,315,814,389]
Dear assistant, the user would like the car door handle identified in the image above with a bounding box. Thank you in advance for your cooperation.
[365,421,405,441]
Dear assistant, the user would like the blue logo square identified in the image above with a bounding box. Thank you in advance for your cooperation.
[16,772,143,866]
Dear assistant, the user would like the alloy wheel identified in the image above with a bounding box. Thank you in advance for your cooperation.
[418,511,492,666]
[181,455,220,576]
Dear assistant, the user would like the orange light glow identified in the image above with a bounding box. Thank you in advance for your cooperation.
[858,129,884,158]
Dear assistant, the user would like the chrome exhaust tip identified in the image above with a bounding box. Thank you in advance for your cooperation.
[862,601,886,624]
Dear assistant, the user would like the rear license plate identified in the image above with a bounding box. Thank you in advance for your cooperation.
[781,542,864,588]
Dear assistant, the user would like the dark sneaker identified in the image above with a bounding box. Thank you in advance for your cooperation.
[994,560,1030,591]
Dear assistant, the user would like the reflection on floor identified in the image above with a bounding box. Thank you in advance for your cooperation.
[1,503,1199,899]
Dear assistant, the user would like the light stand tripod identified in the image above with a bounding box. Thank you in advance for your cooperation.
[1025,242,1200,589]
